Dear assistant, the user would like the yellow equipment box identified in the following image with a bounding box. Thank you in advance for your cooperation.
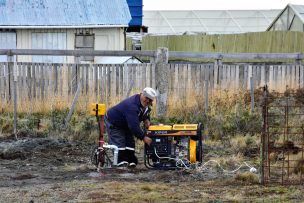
[144,123,202,169]
[147,124,198,137]
[90,103,106,116]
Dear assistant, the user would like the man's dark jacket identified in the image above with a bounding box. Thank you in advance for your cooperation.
[106,94,150,139]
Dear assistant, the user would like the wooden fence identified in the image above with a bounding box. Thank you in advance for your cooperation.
[141,31,304,57]
[0,62,303,110]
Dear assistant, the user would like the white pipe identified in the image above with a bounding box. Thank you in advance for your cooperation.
[103,144,119,166]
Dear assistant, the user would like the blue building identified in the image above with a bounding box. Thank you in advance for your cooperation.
[126,0,147,32]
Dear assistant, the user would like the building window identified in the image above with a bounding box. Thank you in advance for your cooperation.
[75,34,94,62]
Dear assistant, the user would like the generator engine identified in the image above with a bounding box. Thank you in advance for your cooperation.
[144,123,202,169]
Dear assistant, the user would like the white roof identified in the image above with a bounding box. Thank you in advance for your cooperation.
[143,10,280,35]
[267,4,304,31]
[289,4,304,24]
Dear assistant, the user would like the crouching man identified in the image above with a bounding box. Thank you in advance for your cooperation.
[104,87,157,167]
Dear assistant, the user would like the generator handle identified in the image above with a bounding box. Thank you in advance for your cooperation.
[197,122,203,162]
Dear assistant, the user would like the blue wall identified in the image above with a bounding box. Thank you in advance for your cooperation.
[126,0,143,26]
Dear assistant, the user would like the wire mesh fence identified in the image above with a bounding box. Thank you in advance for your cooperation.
[261,87,304,185]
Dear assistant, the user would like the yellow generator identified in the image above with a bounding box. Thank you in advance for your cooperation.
[144,123,202,169]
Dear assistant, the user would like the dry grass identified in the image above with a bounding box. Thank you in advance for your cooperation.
[76,181,173,203]
[230,134,259,154]
[204,138,222,147]
[166,89,246,118]
[230,134,248,153]
[1,93,122,114]
[235,172,259,184]
[65,179,304,203]
[204,153,246,172]
[2,89,250,123]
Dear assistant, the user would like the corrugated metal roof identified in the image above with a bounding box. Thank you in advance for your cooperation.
[127,0,143,27]
[0,0,131,28]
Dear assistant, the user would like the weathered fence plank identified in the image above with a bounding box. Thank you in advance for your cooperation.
[0,63,6,106]
[102,65,107,103]
[295,65,300,89]
[300,65,304,88]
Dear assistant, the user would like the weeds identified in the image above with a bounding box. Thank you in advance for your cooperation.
[0,107,98,142]
[159,91,262,140]
[235,172,259,184]
[0,88,298,147]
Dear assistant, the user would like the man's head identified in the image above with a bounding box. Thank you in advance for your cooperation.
[140,87,157,107]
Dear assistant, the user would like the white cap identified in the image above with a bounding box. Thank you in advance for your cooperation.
[142,87,157,100]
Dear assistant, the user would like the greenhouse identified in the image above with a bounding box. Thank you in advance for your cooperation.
[143,9,280,35]
[267,4,304,31]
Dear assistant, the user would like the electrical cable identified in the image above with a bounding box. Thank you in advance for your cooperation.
[153,147,257,174]
[197,160,257,174]
[153,147,191,169]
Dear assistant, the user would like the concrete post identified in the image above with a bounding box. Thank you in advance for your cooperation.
[155,48,169,118]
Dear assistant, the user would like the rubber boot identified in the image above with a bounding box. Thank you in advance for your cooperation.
[126,149,138,168]
[117,150,128,167]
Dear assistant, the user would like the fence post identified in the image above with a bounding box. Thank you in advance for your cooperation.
[13,66,17,138]
[64,79,82,129]
[72,56,80,94]
[250,76,255,113]
[149,56,155,64]
[295,54,302,65]
[203,79,209,140]
[7,54,14,102]
[214,59,222,89]
[214,59,222,66]
[8,54,18,139]
[204,80,209,113]
[126,79,135,98]
[261,85,269,185]
[155,48,169,118]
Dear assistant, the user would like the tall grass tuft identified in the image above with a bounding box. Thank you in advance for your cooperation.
[164,89,262,140]
[0,88,266,141]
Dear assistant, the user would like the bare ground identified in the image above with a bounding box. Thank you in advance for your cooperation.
[0,136,303,203]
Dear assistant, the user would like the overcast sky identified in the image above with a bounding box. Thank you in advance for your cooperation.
[143,0,304,10]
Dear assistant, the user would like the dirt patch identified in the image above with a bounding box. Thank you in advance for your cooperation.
[0,136,303,202]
